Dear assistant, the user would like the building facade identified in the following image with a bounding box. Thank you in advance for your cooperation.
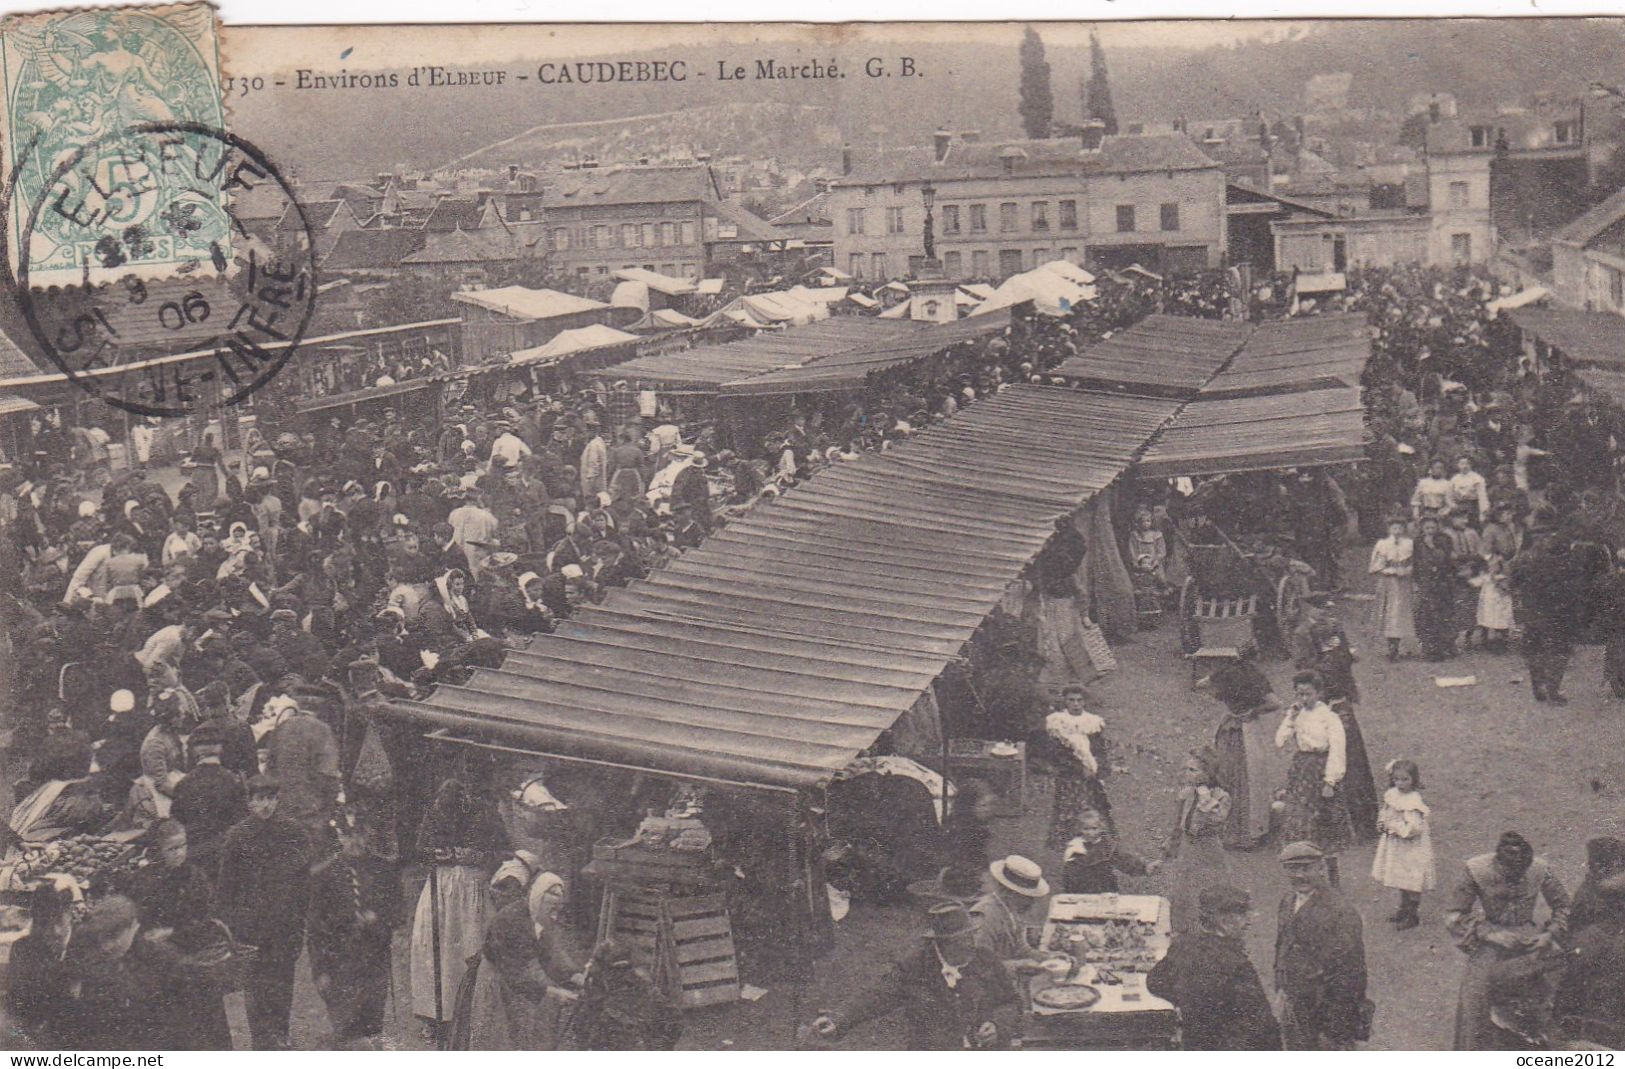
[826,132,1227,282]
[540,165,715,282]
[1272,212,1432,272]
[1424,147,1496,266]
[1551,187,1625,314]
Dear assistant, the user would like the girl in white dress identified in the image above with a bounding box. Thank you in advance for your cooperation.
[1371,759,1435,931]
[1468,552,1515,650]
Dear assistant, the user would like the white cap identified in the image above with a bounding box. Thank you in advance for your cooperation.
[110,689,135,714]
[560,563,585,580]
[77,500,97,518]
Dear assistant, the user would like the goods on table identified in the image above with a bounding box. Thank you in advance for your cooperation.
[1032,985,1102,1011]
[1,835,140,896]
[1044,917,1161,971]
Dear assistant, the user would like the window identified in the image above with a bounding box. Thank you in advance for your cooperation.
[1555,121,1577,144]
[640,223,655,247]
[971,249,989,277]
[1061,247,1078,263]
[621,223,639,248]
[849,252,865,279]
[942,204,960,234]
[575,267,589,278]
[1160,203,1180,232]
[943,250,962,276]
[999,202,1019,232]
[1612,268,1625,309]
[1470,125,1491,148]
[1059,200,1077,230]
[887,207,906,235]
[969,204,987,232]
[680,221,696,245]
[591,225,609,249]
[552,228,570,251]
[1451,232,1472,263]
[846,207,867,235]
[595,265,609,276]
[1033,248,1050,266]
[1031,202,1049,231]
[1116,205,1136,233]
[661,222,676,245]
[872,253,888,279]
[999,249,1024,277]
[662,264,677,275]
[1449,181,1469,209]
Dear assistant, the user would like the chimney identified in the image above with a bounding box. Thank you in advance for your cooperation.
[507,163,519,182]
[933,128,952,162]
[841,144,852,176]
[637,155,650,166]
[1080,120,1107,152]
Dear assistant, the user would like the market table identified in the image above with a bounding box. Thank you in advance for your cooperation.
[1016,893,1179,1049]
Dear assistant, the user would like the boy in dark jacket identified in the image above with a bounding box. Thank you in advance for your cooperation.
[215,775,311,1050]
[307,806,401,1048]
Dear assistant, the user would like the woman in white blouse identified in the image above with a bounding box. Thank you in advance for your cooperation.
[1276,670,1353,885]
[1410,458,1453,521]
[1368,514,1417,660]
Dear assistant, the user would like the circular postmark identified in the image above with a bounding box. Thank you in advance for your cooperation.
[8,121,318,418]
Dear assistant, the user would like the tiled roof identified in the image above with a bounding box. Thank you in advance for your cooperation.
[1555,186,1625,247]
[323,228,427,271]
[423,195,487,232]
[276,199,348,232]
[401,226,521,265]
[709,199,782,243]
[834,134,1218,187]
[0,325,47,378]
[770,190,831,225]
[545,166,715,210]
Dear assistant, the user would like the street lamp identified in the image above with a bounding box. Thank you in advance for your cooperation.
[921,182,937,262]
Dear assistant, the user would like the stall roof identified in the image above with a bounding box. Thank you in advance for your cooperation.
[1199,313,1372,398]
[1508,306,1625,369]
[510,325,640,367]
[292,377,437,415]
[451,286,609,322]
[1576,366,1625,408]
[1051,315,1254,396]
[612,267,697,297]
[388,385,1180,790]
[1135,385,1366,478]
[0,392,39,417]
[601,317,926,389]
[720,311,1013,396]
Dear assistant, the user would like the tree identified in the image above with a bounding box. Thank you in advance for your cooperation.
[1018,27,1054,140]
[1083,31,1118,136]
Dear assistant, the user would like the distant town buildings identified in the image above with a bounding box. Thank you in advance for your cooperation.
[825,126,1227,281]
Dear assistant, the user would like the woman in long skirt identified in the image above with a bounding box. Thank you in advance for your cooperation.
[1276,671,1354,885]
[411,777,509,1040]
[1207,644,1282,848]
[1368,515,1417,659]
[455,872,582,1050]
[1164,747,1233,934]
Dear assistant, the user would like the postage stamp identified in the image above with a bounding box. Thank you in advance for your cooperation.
[7,121,320,417]
[0,2,227,285]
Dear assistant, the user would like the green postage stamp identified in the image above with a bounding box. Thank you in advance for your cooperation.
[0,3,226,285]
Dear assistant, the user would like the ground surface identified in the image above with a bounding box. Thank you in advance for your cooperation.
[11,533,1624,1050]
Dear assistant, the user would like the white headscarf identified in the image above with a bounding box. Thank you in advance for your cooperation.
[434,569,470,617]
[526,871,566,928]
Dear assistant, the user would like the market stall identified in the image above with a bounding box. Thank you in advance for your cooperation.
[1018,893,1178,1050]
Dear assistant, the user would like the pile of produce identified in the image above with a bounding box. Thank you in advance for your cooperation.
[5,836,139,894]
[1045,918,1161,971]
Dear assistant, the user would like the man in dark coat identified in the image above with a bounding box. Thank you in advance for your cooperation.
[307,807,401,1048]
[1508,513,1580,704]
[169,720,248,875]
[1274,841,1368,1050]
[803,903,1020,1050]
[1149,884,1281,1050]
[215,776,312,1050]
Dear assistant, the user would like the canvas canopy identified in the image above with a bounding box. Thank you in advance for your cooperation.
[509,325,640,367]
[970,260,1098,318]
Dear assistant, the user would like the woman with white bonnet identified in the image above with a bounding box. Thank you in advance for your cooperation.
[454,870,582,1050]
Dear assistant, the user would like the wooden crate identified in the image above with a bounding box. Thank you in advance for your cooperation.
[948,740,1027,818]
[663,894,740,1009]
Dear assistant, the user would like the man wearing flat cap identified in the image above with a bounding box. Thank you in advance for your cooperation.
[1149,884,1281,1049]
[1274,841,1369,1049]
[803,902,1020,1049]
[170,717,248,875]
[1508,511,1581,704]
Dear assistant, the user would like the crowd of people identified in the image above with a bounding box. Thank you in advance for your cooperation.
[5,260,1625,1051]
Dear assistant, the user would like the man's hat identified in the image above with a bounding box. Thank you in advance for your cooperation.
[1279,841,1325,865]
[189,718,226,750]
[989,855,1049,898]
[486,551,519,569]
[247,774,280,795]
[920,902,979,941]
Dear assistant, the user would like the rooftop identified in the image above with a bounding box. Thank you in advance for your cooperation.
[452,286,610,321]
[545,165,718,209]
[833,133,1219,187]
